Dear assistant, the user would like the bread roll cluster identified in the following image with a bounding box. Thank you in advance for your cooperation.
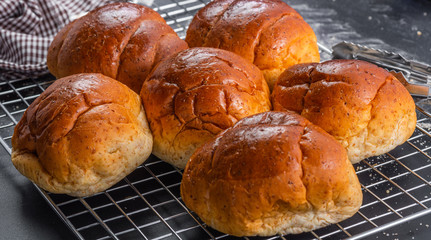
[11,0,417,237]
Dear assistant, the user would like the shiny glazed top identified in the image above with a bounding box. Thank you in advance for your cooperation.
[140,47,271,168]
[47,2,187,93]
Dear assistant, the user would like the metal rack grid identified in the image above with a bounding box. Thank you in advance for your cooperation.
[2,0,431,239]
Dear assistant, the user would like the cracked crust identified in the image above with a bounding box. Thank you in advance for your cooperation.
[181,111,362,236]
[185,0,320,90]
[272,60,417,163]
[11,74,153,197]
[141,48,271,169]
[47,2,187,93]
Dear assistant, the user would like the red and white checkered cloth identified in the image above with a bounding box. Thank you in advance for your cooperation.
[0,0,125,80]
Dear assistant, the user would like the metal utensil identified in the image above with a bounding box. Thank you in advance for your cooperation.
[332,42,431,82]
[332,41,431,98]
[389,71,429,97]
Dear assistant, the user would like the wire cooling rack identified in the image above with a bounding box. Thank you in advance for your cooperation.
[2,0,431,239]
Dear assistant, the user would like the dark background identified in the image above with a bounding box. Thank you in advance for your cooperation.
[307,0,430,63]
[0,0,430,239]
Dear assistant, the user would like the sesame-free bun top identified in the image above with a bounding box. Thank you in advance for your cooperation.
[181,111,362,236]
[47,2,187,93]
[185,0,320,89]
[272,60,417,163]
[140,47,271,168]
[11,73,153,197]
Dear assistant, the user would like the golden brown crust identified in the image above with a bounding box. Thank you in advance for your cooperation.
[117,21,188,93]
[11,73,153,196]
[140,47,271,168]
[272,60,417,163]
[185,0,320,89]
[202,0,298,63]
[181,111,362,236]
[185,0,236,48]
[47,2,187,93]
[46,19,75,78]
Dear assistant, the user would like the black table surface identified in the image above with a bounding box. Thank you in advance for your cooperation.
[1,0,430,239]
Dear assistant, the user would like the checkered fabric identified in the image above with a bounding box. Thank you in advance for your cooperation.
[0,0,124,80]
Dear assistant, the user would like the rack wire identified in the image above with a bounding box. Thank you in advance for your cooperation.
[2,0,431,239]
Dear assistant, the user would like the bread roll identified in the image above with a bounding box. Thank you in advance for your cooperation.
[11,73,153,197]
[47,2,188,93]
[181,111,362,236]
[140,47,271,169]
[185,0,320,89]
[272,60,417,163]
